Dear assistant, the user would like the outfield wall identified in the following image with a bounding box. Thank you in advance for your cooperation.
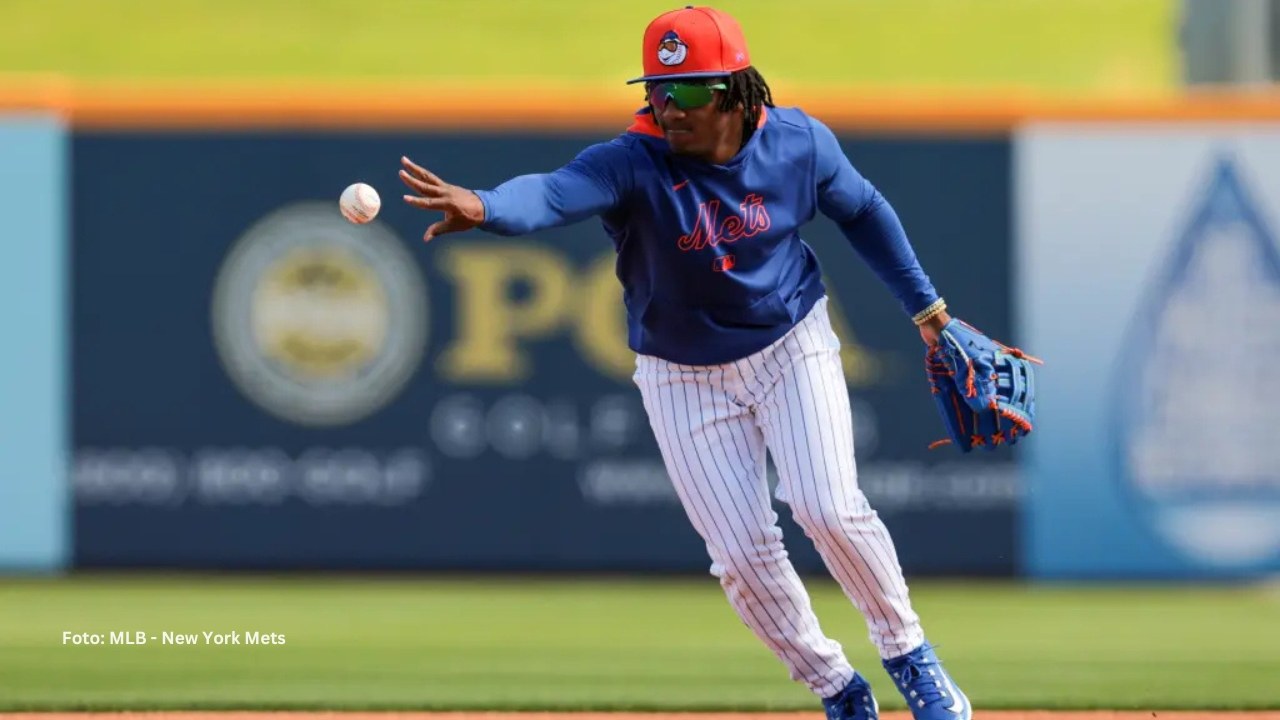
[69,130,1016,574]
[3,88,1280,577]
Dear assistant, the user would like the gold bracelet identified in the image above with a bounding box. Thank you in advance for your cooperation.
[912,298,947,326]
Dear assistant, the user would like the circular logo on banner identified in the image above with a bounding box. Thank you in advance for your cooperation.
[212,203,428,427]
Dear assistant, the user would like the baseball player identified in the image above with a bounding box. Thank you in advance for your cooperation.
[400,6,1037,719]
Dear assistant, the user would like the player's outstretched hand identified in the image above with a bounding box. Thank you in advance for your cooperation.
[399,156,485,242]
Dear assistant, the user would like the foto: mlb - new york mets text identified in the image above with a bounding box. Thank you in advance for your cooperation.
[61,630,287,645]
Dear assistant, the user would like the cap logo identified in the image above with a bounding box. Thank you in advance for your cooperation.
[656,30,688,67]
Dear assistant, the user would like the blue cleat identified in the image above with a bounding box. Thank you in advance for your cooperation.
[821,672,879,720]
[882,642,971,720]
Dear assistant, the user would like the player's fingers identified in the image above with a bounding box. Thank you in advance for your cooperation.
[424,213,475,242]
[402,194,452,211]
[398,169,443,196]
[401,156,444,185]
[423,218,456,243]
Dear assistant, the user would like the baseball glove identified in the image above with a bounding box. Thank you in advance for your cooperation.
[925,318,1040,452]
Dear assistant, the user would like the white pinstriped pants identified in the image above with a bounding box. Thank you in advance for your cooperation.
[633,296,924,698]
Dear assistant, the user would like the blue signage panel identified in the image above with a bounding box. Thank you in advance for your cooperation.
[72,129,1014,573]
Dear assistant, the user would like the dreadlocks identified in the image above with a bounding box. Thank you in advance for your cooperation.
[718,66,775,142]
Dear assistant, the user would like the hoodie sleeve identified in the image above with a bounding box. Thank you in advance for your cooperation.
[810,116,941,318]
[473,139,634,236]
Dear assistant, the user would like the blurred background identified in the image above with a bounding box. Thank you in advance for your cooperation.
[1,0,1279,713]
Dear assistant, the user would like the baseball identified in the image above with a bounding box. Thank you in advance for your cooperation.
[339,182,381,224]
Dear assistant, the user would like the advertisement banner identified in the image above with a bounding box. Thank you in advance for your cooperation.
[73,129,1016,573]
[0,115,69,571]
[1017,124,1280,578]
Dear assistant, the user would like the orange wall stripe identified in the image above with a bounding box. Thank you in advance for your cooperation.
[8,78,1280,132]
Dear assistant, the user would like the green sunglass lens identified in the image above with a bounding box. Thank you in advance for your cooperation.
[650,82,725,110]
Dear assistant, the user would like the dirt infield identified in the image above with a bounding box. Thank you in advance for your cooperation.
[2,707,1280,712]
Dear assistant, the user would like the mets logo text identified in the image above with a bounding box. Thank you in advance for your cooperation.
[677,195,771,251]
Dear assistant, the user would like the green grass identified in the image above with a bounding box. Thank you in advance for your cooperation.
[0,0,1175,95]
[0,575,1277,710]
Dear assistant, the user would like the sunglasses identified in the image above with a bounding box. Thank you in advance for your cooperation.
[647,81,728,111]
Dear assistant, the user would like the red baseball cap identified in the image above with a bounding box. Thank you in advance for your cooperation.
[625,5,751,84]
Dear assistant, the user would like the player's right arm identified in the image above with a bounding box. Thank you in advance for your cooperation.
[400,141,632,242]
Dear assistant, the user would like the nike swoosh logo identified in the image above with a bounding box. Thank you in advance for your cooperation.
[672,180,689,191]
[941,673,967,716]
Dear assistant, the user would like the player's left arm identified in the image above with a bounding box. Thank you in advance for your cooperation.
[809,116,1040,449]
[808,117,951,343]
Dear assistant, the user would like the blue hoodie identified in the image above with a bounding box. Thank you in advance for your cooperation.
[474,105,939,366]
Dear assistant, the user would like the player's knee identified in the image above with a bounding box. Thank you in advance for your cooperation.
[792,506,843,541]
[791,495,870,542]
[708,531,786,576]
